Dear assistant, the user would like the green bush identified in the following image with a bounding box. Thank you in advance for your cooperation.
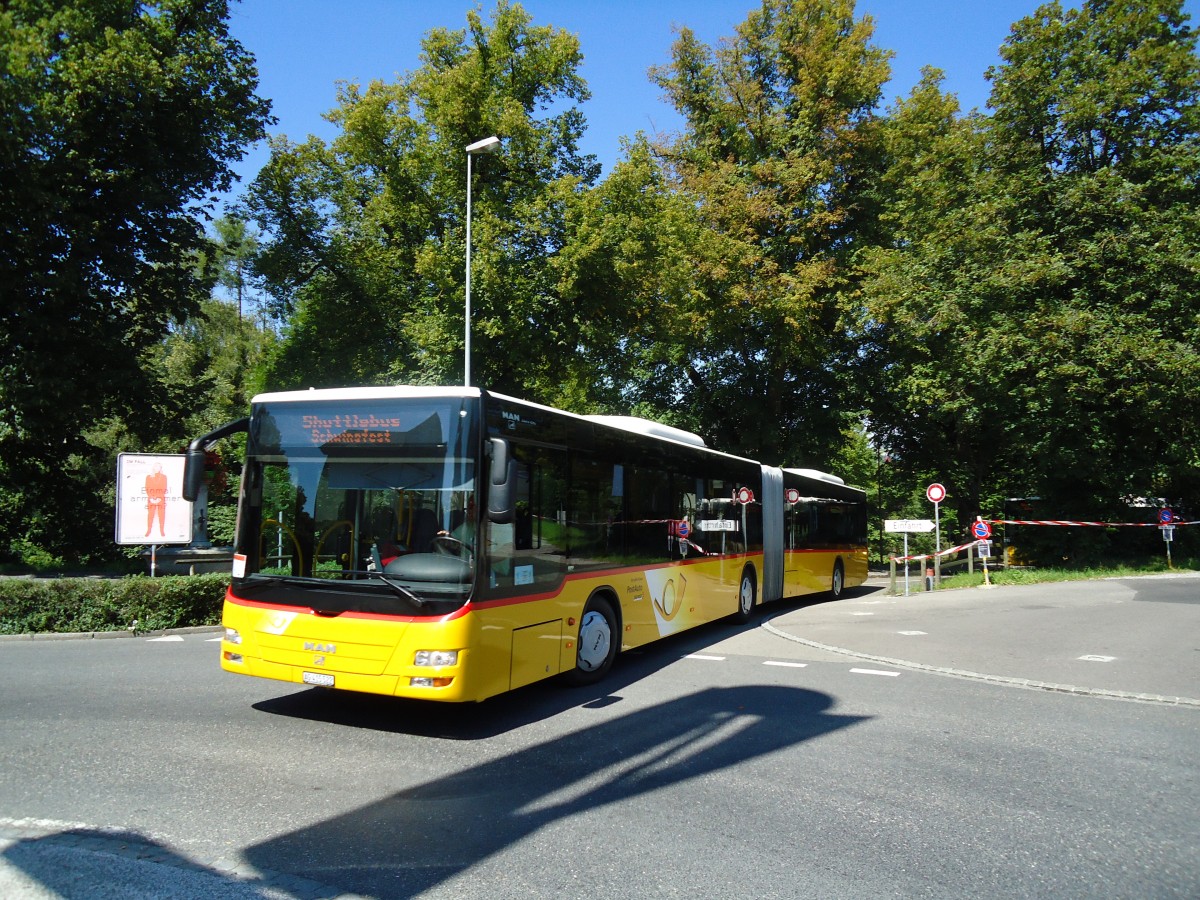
[0,574,230,635]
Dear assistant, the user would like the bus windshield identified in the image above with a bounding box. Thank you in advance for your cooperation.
[232,396,479,614]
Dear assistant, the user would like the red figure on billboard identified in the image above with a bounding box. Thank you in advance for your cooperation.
[145,463,168,537]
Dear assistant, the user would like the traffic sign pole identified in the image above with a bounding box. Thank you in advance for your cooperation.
[926,484,946,587]
[972,517,994,588]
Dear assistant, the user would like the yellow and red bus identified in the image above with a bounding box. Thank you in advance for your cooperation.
[184,386,867,702]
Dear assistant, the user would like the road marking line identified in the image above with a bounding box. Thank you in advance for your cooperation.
[850,668,900,677]
[763,660,808,668]
[1078,655,1116,662]
[686,654,726,661]
[898,631,927,635]
[850,612,875,616]
[146,636,184,642]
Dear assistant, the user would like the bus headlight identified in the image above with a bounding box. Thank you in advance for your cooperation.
[414,650,458,667]
[224,627,242,645]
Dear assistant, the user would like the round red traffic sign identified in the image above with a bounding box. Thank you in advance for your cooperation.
[735,486,755,505]
[926,483,946,504]
[972,519,992,539]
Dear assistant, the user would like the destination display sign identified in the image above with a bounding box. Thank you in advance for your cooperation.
[301,413,404,446]
[250,400,473,455]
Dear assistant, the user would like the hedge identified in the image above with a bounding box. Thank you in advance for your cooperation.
[0,574,230,635]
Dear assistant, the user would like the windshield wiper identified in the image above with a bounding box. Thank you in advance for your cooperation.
[371,572,426,608]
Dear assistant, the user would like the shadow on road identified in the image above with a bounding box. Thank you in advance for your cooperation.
[245,683,867,897]
[249,589,884,739]
[1,825,297,899]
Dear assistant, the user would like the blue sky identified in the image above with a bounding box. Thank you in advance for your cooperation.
[224,0,1198,195]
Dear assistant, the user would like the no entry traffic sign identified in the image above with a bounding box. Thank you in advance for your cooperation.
[926,483,946,504]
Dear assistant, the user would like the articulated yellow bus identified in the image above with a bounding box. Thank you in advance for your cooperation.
[184,386,867,702]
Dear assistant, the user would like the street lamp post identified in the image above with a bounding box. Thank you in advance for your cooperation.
[464,135,501,386]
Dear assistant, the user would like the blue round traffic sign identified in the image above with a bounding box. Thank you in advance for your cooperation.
[1159,508,1173,524]
[972,519,992,539]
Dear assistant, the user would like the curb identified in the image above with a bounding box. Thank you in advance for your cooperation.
[0,625,222,643]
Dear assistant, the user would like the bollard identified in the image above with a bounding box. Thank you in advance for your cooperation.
[924,566,934,592]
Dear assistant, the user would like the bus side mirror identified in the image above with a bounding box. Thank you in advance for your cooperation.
[181,417,249,502]
[488,438,515,524]
[182,447,208,502]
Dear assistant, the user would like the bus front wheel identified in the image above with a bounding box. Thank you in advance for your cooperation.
[566,595,618,685]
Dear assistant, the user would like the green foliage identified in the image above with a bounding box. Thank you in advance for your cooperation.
[4,0,1197,572]
[855,0,1200,533]
[0,574,229,635]
[246,0,598,397]
[638,0,892,465]
[0,0,272,564]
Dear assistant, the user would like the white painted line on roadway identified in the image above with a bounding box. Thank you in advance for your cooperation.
[1078,655,1116,662]
[146,635,184,642]
[898,631,927,636]
[686,654,726,661]
[850,668,901,677]
[850,612,875,616]
[763,660,808,668]
[205,637,222,642]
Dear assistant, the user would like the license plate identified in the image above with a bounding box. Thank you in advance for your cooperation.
[303,671,335,687]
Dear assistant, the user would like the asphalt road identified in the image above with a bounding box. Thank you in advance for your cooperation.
[0,573,1197,899]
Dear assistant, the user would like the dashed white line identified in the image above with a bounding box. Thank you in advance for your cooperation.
[898,631,927,636]
[146,636,184,642]
[850,668,901,677]
[850,612,875,616]
[763,660,808,668]
[686,654,726,661]
[1078,655,1116,662]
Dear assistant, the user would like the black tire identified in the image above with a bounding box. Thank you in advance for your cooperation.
[830,560,845,600]
[565,595,618,685]
[732,566,756,623]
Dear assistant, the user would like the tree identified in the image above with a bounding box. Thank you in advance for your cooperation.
[245,1,599,398]
[0,0,272,563]
[856,0,1200,557]
[644,0,891,465]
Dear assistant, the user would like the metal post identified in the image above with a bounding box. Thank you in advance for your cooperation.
[463,136,500,387]
[464,150,473,387]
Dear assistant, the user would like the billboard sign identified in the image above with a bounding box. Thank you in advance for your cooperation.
[115,453,193,545]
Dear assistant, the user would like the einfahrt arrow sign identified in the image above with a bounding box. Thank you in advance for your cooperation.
[885,519,936,533]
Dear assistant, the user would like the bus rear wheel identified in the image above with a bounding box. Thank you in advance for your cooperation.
[831,560,845,600]
[733,567,756,623]
[566,595,618,685]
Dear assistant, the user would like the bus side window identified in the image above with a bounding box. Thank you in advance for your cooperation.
[568,454,622,566]
[625,464,671,562]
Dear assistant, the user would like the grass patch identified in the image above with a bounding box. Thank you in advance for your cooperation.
[937,560,1197,590]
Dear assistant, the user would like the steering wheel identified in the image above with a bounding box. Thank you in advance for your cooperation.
[431,534,471,558]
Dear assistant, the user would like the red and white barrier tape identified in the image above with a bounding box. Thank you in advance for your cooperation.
[987,519,1197,527]
[891,539,982,564]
